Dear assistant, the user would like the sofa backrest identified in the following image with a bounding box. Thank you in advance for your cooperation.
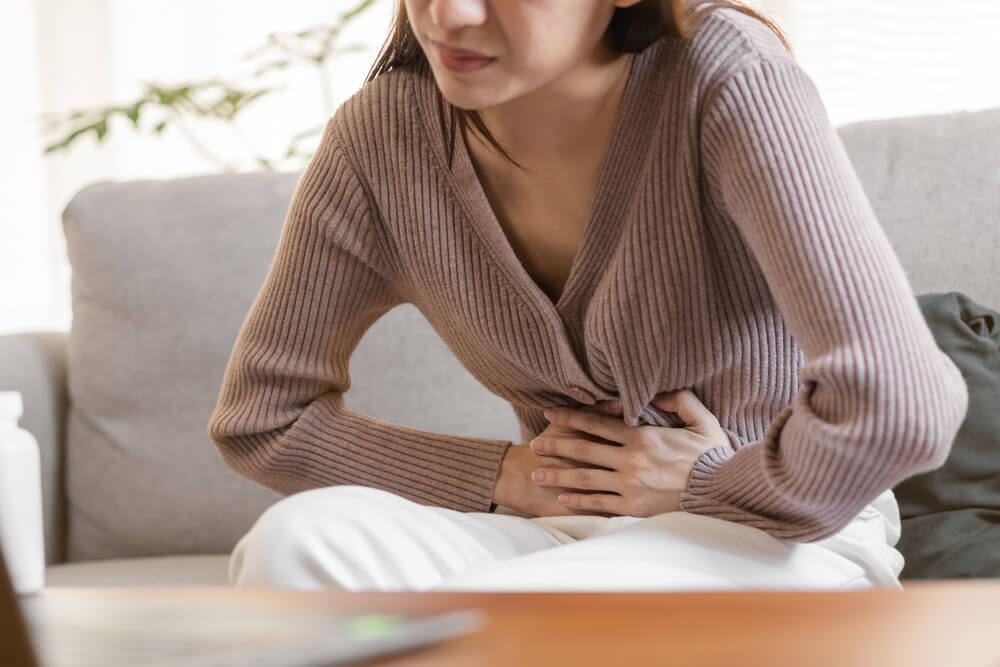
[836,106,999,308]
[61,169,525,562]
[58,105,1000,562]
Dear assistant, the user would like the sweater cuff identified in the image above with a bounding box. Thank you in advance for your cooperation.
[680,444,738,504]
[677,440,850,542]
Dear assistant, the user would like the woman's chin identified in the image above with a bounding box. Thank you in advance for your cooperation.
[427,70,503,111]
[435,86,493,112]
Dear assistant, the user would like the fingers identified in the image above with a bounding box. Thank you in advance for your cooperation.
[597,398,623,416]
[530,465,623,494]
[649,389,717,432]
[530,433,625,470]
[579,398,623,416]
[544,405,627,443]
[556,491,629,516]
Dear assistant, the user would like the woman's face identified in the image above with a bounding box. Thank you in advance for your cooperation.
[405,0,641,110]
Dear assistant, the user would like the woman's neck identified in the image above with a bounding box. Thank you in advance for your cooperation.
[470,46,635,168]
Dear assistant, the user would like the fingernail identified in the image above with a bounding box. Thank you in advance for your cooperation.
[532,470,544,481]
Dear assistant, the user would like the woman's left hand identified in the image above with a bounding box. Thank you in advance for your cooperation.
[529,389,730,517]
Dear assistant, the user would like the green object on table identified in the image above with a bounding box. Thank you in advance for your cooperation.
[341,613,407,639]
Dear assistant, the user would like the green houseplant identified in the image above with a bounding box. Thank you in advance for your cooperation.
[38,0,377,173]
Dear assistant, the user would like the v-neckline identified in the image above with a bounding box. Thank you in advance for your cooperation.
[450,50,646,324]
[410,38,668,387]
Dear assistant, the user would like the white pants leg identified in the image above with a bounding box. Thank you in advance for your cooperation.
[228,484,905,592]
[227,485,567,591]
[432,488,905,592]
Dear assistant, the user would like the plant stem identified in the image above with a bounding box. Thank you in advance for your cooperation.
[165,108,234,172]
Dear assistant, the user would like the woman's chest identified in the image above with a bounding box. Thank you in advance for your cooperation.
[375,121,781,423]
[392,180,756,395]
[469,139,602,308]
[490,188,590,307]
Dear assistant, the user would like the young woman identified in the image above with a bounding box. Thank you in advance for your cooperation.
[208,0,969,591]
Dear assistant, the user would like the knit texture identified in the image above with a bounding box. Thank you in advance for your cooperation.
[207,8,969,542]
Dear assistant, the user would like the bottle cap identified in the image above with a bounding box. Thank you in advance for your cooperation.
[0,391,24,421]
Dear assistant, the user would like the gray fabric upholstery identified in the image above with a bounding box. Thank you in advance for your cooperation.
[60,172,523,563]
[836,106,999,309]
[44,554,229,587]
[61,173,291,562]
[0,103,995,585]
[0,331,69,566]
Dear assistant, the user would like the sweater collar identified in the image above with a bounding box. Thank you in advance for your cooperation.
[410,37,671,395]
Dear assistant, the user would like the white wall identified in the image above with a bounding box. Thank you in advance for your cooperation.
[1,1,65,335]
[767,0,1000,124]
[2,0,999,335]
[1,0,395,336]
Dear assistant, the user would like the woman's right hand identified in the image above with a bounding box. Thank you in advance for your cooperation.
[493,399,624,518]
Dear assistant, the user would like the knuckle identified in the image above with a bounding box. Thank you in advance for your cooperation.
[622,452,643,472]
[573,440,592,461]
[623,475,643,492]
[575,468,593,488]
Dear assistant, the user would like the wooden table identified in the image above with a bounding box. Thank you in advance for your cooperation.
[18,580,1000,666]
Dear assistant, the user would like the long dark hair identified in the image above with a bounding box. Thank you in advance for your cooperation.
[363,0,793,173]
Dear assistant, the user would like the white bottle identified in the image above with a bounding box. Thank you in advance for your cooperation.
[0,391,45,595]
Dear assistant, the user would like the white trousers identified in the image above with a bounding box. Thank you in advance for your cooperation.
[228,480,905,592]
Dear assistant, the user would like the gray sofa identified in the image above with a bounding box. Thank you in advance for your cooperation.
[2,105,997,588]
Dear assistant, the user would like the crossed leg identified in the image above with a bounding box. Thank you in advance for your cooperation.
[228,484,904,592]
[227,485,575,591]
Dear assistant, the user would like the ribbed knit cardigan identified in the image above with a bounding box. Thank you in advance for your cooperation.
[207,8,969,542]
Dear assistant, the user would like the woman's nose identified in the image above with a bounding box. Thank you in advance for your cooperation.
[429,0,488,30]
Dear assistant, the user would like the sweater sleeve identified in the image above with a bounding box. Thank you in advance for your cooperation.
[206,115,513,513]
[682,57,969,542]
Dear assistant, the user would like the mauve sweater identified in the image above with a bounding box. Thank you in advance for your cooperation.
[207,9,969,542]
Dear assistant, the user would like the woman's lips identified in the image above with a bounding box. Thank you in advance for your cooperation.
[431,41,496,74]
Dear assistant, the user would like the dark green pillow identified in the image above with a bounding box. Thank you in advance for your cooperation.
[891,291,1000,579]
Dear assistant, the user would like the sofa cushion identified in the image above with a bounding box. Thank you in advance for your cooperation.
[835,106,1000,310]
[61,172,297,562]
[61,172,521,562]
[891,291,1000,578]
[44,554,229,587]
